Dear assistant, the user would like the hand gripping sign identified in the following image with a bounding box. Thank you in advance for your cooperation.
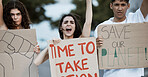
[97,22,148,69]
[47,37,99,77]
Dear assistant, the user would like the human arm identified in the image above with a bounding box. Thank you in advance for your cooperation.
[0,0,3,25]
[96,37,103,48]
[140,0,148,18]
[34,48,49,66]
[94,26,103,48]
[33,39,61,66]
[0,0,7,30]
[33,44,40,54]
[81,0,92,37]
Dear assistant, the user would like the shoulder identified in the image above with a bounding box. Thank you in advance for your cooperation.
[95,17,113,30]
[128,8,142,17]
[94,17,113,37]
[0,23,8,30]
[127,8,145,23]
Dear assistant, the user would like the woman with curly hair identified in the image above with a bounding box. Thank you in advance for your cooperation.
[0,0,31,30]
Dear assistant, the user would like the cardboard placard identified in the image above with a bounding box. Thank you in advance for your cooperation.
[47,37,99,77]
[97,23,148,69]
[0,29,38,77]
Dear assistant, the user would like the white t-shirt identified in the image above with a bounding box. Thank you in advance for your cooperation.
[94,8,147,77]
[146,15,148,22]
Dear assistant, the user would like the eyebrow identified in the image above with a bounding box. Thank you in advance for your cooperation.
[113,3,127,5]
[10,12,21,15]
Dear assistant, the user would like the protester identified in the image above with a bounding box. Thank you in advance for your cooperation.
[94,0,148,77]
[0,0,40,53]
[0,0,31,30]
[0,0,40,77]
[34,0,92,66]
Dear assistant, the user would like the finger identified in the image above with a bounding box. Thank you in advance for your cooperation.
[96,42,103,47]
[52,39,61,45]
[36,42,38,45]
[33,45,40,54]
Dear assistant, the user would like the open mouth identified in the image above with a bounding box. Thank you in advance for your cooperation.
[66,29,72,31]
[117,12,122,14]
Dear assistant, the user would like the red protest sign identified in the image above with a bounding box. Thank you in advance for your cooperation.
[47,37,99,77]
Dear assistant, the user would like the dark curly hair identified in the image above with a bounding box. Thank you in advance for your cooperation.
[3,0,31,29]
[59,13,82,39]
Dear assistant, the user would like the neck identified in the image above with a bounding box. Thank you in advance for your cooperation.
[63,35,74,39]
[16,25,23,29]
[113,16,126,22]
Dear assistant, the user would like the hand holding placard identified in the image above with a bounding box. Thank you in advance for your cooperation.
[48,37,99,77]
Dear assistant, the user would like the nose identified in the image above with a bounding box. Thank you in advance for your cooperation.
[67,22,71,26]
[14,15,18,19]
[118,5,122,11]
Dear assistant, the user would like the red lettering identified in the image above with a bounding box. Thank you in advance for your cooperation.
[82,58,89,70]
[65,62,74,73]
[74,60,82,71]
[50,44,56,59]
[56,62,64,73]
[80,74,87,77]
[66,74,74,77]
[57,46,68,58]
[88,73,98,77]
[86,41,95,54]
[68,44,75,57]
[65,73,98,77]
[56,58,89,74]
[78,42,86,55]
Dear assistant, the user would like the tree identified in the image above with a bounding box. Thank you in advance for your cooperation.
[92,0,113,30]
[3,0,113,30]
[2,0,55,24]
[71,0,113,30]
[51,0,113,30]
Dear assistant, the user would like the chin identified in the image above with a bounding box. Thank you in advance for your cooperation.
[66,34,73,37]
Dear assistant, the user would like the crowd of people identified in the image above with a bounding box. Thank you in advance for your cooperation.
[0,0,148,77]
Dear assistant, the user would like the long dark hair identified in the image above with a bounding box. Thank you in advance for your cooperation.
[3,0,31,29]
[59,14,82,39]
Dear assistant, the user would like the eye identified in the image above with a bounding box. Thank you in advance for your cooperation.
[70,21,74,24]
[121,4,126,6]
[10,13,15,16]
[114,3,119,6]
[16,13,21,16]
[64,21,68,24]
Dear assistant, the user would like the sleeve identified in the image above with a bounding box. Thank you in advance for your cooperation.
[146,15,148,22]
[127,8,146,23]
[94,26,98,38]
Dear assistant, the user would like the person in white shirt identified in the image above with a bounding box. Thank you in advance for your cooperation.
[94,0,148,77]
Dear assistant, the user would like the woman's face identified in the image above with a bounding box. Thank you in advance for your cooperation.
[61,16,76,38]
[10,8,22,25]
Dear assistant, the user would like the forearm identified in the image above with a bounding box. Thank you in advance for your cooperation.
[34,47,49,66]
[0,0,3,19]
[140,0,148,18]
[0,0,5,28]
[0,0,2,5]
[81,0,92,37]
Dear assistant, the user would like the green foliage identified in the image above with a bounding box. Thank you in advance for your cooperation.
[51,0,113,30]
[92,0,113,30]
[3,0,113,30]
[70,0,113,30]
[2,0,55,24]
